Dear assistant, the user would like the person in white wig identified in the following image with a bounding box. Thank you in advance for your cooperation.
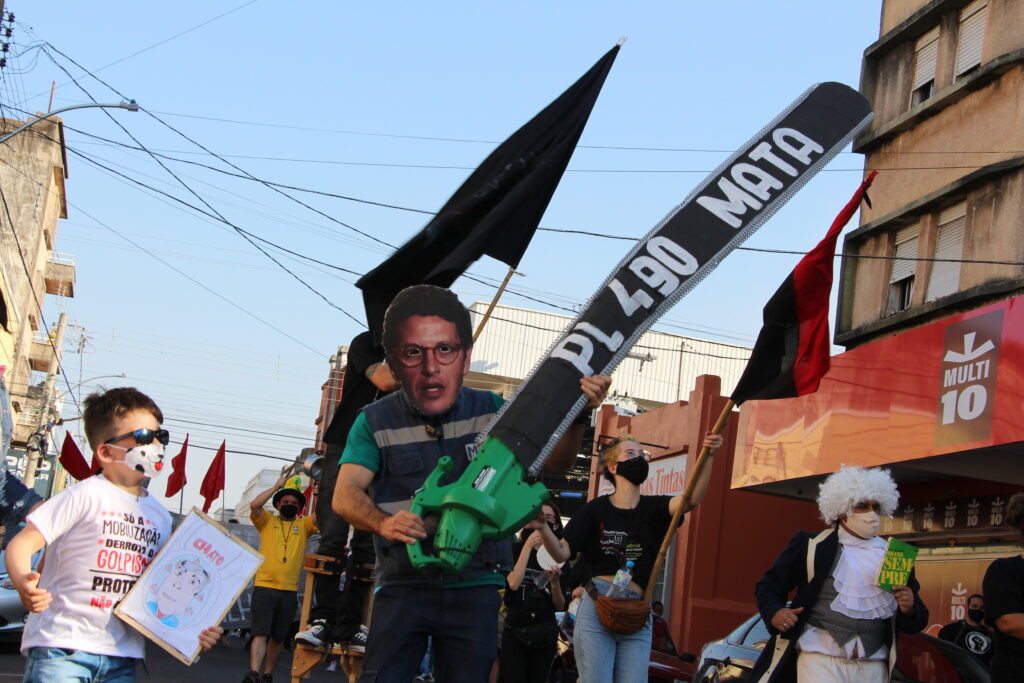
[748,466,928,683]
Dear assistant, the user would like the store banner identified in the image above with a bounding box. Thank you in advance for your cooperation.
[935,309,1002,447]
[733,296,1024,487]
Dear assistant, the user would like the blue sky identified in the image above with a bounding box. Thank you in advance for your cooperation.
[5,1,883,512]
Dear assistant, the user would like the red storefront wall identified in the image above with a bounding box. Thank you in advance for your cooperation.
[731,295,1024,641]
[733,297,1024,486]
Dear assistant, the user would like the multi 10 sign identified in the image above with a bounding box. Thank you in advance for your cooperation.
[935,309,1002,447]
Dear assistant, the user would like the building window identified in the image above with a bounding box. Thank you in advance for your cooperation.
[954,0,987,77]
[887,225,919,314]
[911,27,940,107]
[926,202,966,302]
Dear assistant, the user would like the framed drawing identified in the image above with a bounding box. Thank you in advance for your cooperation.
[115,507,264,664]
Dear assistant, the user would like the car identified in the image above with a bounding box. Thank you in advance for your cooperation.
[548,599,696,682]
[0,547,43,642]
[694,613,991,683]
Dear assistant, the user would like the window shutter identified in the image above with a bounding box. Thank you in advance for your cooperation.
[913,27,940,91]
[926,203,967,301]
[890,225,919,284]
[954,0,987,77]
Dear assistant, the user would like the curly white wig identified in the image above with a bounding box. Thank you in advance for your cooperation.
[817,465,899,524]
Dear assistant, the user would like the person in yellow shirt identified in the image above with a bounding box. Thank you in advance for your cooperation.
[243,475,318,683]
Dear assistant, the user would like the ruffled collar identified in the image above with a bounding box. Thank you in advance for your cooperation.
[831,527,896,619]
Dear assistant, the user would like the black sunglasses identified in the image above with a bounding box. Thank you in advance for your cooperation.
[104,428,170,446]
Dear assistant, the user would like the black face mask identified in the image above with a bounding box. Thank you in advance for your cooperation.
[614,458,649,487]
[968,608,985,623]
[279,504,299,520]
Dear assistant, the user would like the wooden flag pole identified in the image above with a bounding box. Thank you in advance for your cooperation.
[472,266,518,343]
[643,399,735,603]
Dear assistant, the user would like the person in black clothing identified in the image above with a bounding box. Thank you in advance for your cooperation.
[937,593,993,667]
[984,492,1024,682]
[501,502,565,683]
[294,331,398,649]
[535,433,722,683]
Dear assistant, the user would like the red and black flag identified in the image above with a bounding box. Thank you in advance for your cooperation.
[357,45,620,342]
[730,171,878,404]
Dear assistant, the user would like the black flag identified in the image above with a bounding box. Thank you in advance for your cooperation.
[357,45,620,341]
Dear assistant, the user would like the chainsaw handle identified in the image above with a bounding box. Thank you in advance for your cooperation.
[406,456,454,569]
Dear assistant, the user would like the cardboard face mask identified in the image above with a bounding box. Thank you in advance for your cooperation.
[111,443,166,478]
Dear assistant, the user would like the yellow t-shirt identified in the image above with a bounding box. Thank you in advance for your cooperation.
[252,509,318,591]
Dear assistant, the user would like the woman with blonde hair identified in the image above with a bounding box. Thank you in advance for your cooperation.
[534,432,722,683]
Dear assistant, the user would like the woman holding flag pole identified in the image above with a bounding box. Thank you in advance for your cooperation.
[532,432,722,683]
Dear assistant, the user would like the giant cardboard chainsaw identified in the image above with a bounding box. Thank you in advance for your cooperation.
[409,82,873,572]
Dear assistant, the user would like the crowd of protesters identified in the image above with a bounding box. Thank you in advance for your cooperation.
[2,285,1024,683]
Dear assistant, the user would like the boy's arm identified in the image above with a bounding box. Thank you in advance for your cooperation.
[5,523,50,612]
[198,625,225,652]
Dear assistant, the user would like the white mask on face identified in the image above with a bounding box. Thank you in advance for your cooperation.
[844,510,881,539]
[110,443,165,479]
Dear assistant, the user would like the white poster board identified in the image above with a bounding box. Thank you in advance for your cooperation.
[115,508,264,664]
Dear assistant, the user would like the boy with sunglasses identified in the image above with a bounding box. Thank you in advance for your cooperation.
[5,387,223,682]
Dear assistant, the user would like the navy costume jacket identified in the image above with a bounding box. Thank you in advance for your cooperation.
[748,526,928,683]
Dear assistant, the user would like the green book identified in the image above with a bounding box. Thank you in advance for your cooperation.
[875,537,919,593]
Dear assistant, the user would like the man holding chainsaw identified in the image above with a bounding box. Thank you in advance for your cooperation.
[334,284,610,683]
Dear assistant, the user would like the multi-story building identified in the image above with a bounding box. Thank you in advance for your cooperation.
[736,0,1024,638]
[0,114,75,494]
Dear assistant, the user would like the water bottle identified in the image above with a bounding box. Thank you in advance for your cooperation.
[534,570,550,592]
[606,560,635,597]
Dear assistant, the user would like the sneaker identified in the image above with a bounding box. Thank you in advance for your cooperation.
[347,627,368,652]
[294,619,328,648]
[241,673,260,683]
[261,675,273,683]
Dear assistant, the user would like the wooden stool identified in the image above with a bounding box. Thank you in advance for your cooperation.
[289,554,373,683]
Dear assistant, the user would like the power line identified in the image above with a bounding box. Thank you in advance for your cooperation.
[61,197,324,355]
[19,2,258,103]
[165,417,311,441]
[119,108,1024,157]
[40,44,366,327]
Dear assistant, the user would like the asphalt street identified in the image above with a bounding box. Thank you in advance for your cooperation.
[0,635,347,682]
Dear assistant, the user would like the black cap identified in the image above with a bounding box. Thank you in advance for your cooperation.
[272,487,306,509]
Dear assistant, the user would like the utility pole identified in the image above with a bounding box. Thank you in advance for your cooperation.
[24,312,67,489]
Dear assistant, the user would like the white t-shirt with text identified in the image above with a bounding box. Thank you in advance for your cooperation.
[21,474,172,658]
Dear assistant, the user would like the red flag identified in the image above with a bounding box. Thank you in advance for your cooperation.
[58,432,91,481]
[165,434,189,498]
[199,441,226,513]
[730,172,878,404]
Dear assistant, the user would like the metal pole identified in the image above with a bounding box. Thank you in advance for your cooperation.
[643,399,734,603]
[24,313,68,489]
[0,101,139,144]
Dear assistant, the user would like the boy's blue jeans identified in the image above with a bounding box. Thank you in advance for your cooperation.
[24,647,137,683]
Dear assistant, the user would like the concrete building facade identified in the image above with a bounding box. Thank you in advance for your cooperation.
[735,0,1024,642]
[0,114,75,493]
